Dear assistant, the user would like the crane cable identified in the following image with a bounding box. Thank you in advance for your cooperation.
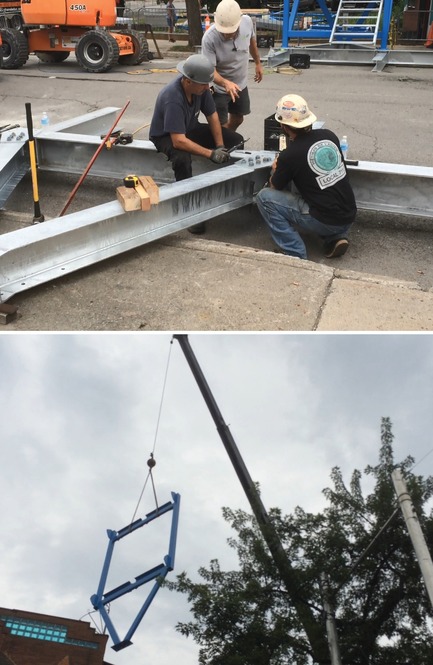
[129,340,174,526]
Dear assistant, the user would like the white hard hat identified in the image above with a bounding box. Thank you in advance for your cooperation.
[214,0,242,33]
[275,94,317,129]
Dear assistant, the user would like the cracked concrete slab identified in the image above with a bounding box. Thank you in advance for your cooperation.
[317,270,433,331]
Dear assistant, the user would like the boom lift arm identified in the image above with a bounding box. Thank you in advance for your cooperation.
[173,334,330,664]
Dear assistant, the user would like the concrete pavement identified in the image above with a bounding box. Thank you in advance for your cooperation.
[2,211,433,330]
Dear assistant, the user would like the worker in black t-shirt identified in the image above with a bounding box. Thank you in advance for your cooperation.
[256,94,357,260]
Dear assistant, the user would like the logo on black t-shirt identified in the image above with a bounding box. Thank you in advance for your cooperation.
[307,140,346,190]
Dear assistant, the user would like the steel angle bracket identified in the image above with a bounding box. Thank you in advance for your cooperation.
[91,491,181,651]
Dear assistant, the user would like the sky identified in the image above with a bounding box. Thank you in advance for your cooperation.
[1,332,433,665]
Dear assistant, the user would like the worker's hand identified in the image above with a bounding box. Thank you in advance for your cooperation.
[210,147,230,164]
[223,80,241,103]
[254,64,263,83]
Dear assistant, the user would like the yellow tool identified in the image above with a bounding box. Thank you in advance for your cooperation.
[123,174,139,188]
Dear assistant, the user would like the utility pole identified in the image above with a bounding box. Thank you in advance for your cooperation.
[174,334,330,664]
[321,574,343,665]
[391,467,433,609]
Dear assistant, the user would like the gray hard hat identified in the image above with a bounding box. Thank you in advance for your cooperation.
[177,54,214,84]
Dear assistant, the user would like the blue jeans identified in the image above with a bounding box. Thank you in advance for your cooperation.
[256,187,352,260]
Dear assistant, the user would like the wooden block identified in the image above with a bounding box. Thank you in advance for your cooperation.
[138,176,160,205]
[134,182,151,211]
[116,185,150,212]
[116,185,141,211]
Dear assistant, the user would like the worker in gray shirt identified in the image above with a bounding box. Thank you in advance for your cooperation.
[201,0,263,131]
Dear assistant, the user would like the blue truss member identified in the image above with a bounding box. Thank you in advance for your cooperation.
[256,94,357,260]
[150,54,243,233]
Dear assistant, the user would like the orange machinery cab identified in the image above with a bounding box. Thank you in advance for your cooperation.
[20,0,118,27]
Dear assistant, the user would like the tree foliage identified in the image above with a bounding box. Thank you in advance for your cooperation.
[167,418,433,664]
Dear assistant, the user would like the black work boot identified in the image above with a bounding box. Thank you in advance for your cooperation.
[324,238,349,258]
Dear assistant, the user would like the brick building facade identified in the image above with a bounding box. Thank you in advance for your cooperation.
[0,607,114,665]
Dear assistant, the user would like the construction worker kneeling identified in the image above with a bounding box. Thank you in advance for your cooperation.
[256,94,357,260]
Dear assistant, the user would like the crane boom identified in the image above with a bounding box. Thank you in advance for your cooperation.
[173,334,330,664]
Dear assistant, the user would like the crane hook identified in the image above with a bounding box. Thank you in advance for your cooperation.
[147,453,156,469]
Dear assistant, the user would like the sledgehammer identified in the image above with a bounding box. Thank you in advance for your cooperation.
[25,103,45,224]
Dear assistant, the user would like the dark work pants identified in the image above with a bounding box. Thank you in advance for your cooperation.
[151,123,244,181]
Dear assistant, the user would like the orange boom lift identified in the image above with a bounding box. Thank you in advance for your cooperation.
[0,0,148,72]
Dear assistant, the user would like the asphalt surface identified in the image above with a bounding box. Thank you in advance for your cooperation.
[1,40,433,330]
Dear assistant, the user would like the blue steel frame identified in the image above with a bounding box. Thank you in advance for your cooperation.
[281,0,393,51]
[90,491,181,651]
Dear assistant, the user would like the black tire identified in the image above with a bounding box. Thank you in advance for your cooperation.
[75,29,119,73]
[35,51,70,63]
[0,13,23,30]
[117,29,148,65]
[0,28,29,69]
[11,13,24,30]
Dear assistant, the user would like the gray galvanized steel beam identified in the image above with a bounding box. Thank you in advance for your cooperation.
[268,46,433,71]
[33,107,223,183]
[36,133,185,183]
[0,129,29,208]
[0,108,120,209]
[1,156,432,304]
[0,162,267,303]
[348,161,433,218]
[45,107,120,137]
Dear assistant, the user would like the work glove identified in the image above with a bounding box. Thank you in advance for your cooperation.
[210,147,230,164]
